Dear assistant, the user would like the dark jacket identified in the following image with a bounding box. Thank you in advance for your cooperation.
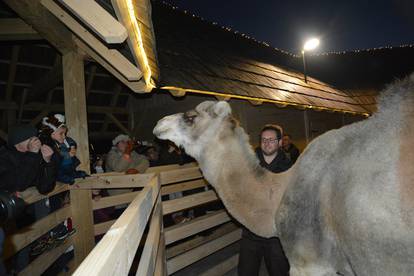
[0,146,57,194]
[255,148,292,173]
[282,144,300,165]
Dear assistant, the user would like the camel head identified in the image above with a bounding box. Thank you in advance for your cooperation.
[153,101,234,158]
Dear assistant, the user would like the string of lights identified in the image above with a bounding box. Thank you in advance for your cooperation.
[160,1,414,59]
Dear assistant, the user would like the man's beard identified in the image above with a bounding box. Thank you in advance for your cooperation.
[262,148,278,156]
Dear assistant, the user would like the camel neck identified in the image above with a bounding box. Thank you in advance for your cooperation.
[198,128,289,237]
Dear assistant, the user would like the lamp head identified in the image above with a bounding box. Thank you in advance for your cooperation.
[303,38,320,51]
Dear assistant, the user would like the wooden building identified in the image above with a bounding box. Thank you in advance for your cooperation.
[0,0,412,275]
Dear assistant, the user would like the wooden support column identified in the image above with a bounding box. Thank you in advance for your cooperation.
[62,51,94,267]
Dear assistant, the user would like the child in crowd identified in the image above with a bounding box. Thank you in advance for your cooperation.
[39,114,87,184]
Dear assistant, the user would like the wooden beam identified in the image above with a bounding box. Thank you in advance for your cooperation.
[60,0,127,44]
[136,198,162,276]
[111,0,153,90]
[161,179,207,196]
[17,88,28,124]
[101,84,123,133]
[3,0,76,53]
[166,229,241,274]
[26,55,62,103]
[105,112,131,135]
[85,64,96,97]
[0,18,41,41]
[162,190,218,215]
[62,51,94,266]
[73,176,160,276]
[166,222,238,259]
[159,167,203,185]
[92,191,139,210]
[199,254,239,276]
[5,45,20,129]
[4,206,71,258]
[19,237,74,276]
[0,102,129,114]
[165,210,230,245]
[41,0,143,82]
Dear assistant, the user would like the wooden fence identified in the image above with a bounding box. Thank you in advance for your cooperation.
[4,163,241,275]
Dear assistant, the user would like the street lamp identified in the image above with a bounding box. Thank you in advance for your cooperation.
[301,38,319,83]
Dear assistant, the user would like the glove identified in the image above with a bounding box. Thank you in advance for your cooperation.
[125,168,139,174]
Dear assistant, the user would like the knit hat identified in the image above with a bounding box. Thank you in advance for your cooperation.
[40,114,66,135]
[8,125,38,146]
[112,134,131,146]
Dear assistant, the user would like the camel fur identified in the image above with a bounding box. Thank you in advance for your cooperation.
[153,74,414,276]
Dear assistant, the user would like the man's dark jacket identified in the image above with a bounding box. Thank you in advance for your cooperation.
[0,146,57,194]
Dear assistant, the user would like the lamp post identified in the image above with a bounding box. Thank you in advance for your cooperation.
[302,38,319,83]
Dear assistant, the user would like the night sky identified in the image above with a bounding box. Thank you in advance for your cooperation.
[163,0,414,54]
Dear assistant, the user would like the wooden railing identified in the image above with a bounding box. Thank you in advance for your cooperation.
[4,163,241,275]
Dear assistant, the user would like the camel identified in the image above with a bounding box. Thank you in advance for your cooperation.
[153,74,414,276]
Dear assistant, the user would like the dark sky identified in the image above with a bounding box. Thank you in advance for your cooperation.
[163,0,414,54]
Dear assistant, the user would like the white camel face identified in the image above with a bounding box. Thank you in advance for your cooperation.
[153,101,232,157]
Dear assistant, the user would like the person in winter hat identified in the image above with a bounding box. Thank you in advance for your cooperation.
[0,124,56,194]
[39,114,87,184]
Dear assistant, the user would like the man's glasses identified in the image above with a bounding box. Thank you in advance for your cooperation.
[261,138,278,144]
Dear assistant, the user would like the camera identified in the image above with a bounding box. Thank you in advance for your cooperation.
[0,191,26,224]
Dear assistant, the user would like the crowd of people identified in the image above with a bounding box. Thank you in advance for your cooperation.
[0,110,300,275]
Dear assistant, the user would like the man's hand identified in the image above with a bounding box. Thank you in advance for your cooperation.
[28,137,41,153]
[69,146,77,157]
[40,145,54,163]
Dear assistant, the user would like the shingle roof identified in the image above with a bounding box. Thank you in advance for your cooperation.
[152,1,370,115]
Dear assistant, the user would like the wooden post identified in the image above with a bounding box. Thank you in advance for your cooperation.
[62,51,94,267]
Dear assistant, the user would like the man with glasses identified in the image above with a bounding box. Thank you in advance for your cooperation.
[238,124,291,276]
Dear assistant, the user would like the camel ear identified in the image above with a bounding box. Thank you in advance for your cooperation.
[213,101,232,117]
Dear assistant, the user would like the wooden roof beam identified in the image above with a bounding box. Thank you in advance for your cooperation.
[59,0,127,44]
[26,54,62,103]
[0,102,129,114]
[0,18,41,41]
[3,0,76,54]
[101,84,123,133]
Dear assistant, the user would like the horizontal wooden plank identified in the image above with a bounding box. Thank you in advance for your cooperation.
[165,210,230,245]
[60,0,127,44]
[162,190,218,215]
[74,176,160,276]
[73,173,155,189]
[159,167,203,185]
[92,191,139,210]
[19,183,70,205]
[166,222,238,259]
[5,206,71,258]
[41,0,142,82]
[136,199,162,276]
[161,179,207,196]
[199,254,239,276]
[19,237,74,276]
[94,219,116,236]
[167,228,242,274]
[0,18,40,41]
[146,162,197,174]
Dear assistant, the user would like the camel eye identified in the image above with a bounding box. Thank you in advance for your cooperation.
[183,111,197,125]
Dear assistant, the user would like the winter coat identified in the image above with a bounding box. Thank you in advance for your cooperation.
[0,146,57,194]
[105,147,149,173]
